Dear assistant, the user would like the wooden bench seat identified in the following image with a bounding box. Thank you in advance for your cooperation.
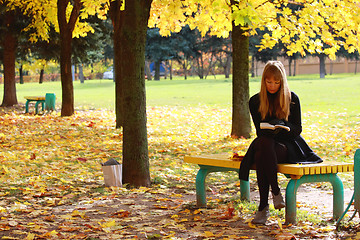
[184,153,354,224]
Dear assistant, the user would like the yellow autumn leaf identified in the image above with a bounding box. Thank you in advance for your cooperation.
[204,231,215,237]
[277,218,283,230]
[99,219,116,228]
[248,221,257,229]
[25,233,36,240]
[2,166,9,174]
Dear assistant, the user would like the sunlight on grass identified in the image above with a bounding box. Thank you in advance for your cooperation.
[8,73,360,114]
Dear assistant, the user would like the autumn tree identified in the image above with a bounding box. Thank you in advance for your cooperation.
[1,8,17,107]
[57,0,81,116]
[145,28,176,80]
[150,0,360,138]
[3,0,108,115]
[0,4,31,106]
[110,0,152,187]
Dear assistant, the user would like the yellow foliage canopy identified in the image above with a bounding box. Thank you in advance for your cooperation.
[150,0,360,59]
[3,0,112,42]
[3,0,359,59]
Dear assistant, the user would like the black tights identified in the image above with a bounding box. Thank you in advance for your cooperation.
[253,136,288,211]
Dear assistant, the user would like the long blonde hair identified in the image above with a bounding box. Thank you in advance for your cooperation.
[259,61,291,120]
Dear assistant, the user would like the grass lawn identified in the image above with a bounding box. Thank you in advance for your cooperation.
[9,73,360,113]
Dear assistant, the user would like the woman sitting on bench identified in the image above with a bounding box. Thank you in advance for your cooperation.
[239,61,323,224]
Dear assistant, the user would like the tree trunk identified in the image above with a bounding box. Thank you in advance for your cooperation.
[19,65,24,84]
[111,0,124,128]
[196,56,204,79]
[168,60,173,80]
[319,54,326,78]
[112,0,152,187]
[59,29,75,116]
[251,56,255,77]
[1,13,18,107]
[154,61,160,80]
[79,64,84,83]
[145,61,152,80]
[288,58,292,76]
[230,8,251,139]
[183,60,188,80]
[39,68,44,84]
[58,0,81,116]
[225,53,232,78]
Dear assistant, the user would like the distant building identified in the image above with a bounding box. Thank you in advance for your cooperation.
[253,57,358,76]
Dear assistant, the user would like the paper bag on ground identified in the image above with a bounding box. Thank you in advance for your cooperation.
[101,158,122,187]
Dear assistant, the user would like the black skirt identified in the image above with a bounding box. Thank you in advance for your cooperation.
[239,135,322,181]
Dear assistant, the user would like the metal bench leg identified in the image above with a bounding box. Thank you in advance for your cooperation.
[195,167,211,208]
[240,180,250,201]
[35,101,40,114]
[285,174,344,224]
[25,100,30,113]
[285,179,298,224]
[330,174,344,220]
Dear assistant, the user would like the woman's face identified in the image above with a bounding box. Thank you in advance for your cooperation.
[265,76,281,94]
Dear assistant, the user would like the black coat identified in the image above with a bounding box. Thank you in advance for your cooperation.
[239,92,323,181]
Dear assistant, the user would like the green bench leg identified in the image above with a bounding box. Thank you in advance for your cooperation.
[195,165,239,208]
[285,173,344,224]
[35,101,45,114]
[354,149,360,211]
[240,180,250,201]
[25,100,30,113]
[195,168,211,208]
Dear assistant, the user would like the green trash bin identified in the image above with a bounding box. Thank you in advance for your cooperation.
[45,93,56,111]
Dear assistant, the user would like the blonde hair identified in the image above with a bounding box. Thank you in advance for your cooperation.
[259,61,291,120]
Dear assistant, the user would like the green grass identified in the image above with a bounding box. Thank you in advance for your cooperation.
[4,73,360,115]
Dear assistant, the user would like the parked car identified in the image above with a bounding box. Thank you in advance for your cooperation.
[103,68,113,79]
[150,62,167,77]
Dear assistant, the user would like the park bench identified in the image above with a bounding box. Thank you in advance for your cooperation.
[25,93,56,114]
[184,154,354,224]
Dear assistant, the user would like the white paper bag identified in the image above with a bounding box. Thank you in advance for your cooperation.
[102,164,122,187]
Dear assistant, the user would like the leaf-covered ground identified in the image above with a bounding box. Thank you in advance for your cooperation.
[0,105,360,239]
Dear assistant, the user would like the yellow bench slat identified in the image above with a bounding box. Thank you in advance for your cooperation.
[184,154,241,169]
[25,96,45,101]
[184,155,354,177]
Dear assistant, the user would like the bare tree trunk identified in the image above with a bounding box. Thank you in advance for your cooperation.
[230,1,251,139]
[19,65,24,84]
[57,0,81,116]
[319,54,326,78]
[225,53,232,78]
[79,64,84,83]
[288,58,292,76]
[154,61,160,80]
[1,12,18,107]
[39,69,44,84]
[145,61,152,80]
[110,0,124,128]
[168,60,173,80]
[112,0,152,187]
[251,56,255,77]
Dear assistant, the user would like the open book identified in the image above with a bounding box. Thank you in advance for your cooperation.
[260,122,290,131]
